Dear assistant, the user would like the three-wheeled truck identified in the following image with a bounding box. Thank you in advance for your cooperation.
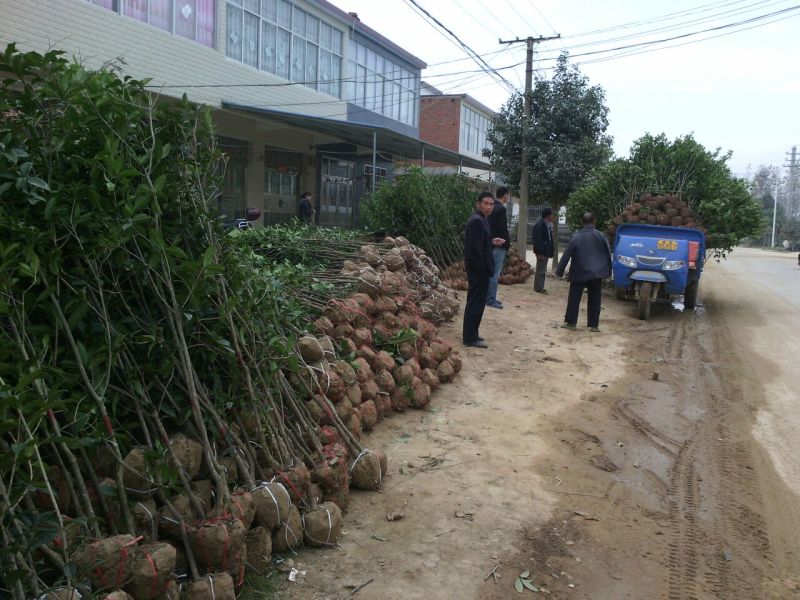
[612,223,705,320]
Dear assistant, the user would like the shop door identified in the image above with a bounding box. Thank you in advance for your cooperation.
[320,157,355,228]
[217,137,248,220]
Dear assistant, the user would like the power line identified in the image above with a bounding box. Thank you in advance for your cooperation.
[525,0,558,35]
[533,0,784,55]
[402,0,517,92]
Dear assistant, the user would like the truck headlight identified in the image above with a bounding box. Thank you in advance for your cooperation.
[663,260,686,270]
[616,255,637,268]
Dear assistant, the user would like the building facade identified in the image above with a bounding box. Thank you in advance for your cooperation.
[418,81,494,182]
[1,0,486,226]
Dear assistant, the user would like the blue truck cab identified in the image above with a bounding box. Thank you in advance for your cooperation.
[612,223,705,320]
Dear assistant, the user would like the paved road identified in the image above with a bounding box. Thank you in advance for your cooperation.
[703,247,800,497]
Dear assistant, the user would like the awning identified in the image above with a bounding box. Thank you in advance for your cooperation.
[222,101,491,170]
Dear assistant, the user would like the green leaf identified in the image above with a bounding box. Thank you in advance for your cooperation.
[522,579,539,592]
[520,570,530,579]
[514,578,524,593]
[27,176,50,190]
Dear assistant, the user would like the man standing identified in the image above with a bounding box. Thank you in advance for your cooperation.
[485,186,511,309]
[531,206,554,294]
[297,191,315,224]
[554,212,612,332]
[463,191,501,348]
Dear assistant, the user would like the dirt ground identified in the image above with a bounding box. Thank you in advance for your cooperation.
[277,251,800,600]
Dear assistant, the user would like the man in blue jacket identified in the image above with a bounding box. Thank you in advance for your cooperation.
[485,186,511,309]
[462,191,502,348]
[555,212,612,332]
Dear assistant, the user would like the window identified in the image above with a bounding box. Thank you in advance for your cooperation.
[460,104,491,156]
[349,41,419,126]
[225,0,343,97]
[364,164,387,194]
[92,0,215,47]
[217,136,249,219]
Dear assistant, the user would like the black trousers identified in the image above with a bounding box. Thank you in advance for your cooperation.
[565,278,603,327]
[463,271,490,343]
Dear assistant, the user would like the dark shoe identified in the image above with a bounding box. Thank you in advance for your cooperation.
[486,301,503,309]
[561,323,577,331]
[589,326,600,333]
[534,289,549,294]
[476,336,485,342]
[464,339,489,348]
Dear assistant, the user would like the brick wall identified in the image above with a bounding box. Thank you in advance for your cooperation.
[419,96,461,154]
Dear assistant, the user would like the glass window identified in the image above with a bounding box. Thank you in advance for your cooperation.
[149,0,172,31]
[92,0,116,10]
[197,0,215,47]
[366,48,376,71]
[306,14,318,43]
[331,55,341,99]
[262,21,277,73]
[319,49,331,95]
[292,35,305,81]
[292,7,304,35]
[263,0,277,21]
[331,29,342,54]
[276,27,291,79]
[357,43,366,64]
[277,0,291,28]
[356,65,367,105]
[226,4,243,60]
[175,0,196,41]
[320,22,331,50]
[243,11,259,67]
[306,41,318,88]
[123,0,147,22]
[243,0,259,14]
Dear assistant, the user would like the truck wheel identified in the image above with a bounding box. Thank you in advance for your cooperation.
[637,282,653,320]
[684,279,699,309]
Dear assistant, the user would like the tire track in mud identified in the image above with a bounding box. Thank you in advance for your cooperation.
[665,314,775,599]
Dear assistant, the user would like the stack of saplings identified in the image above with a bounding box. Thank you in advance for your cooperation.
[606,192,708,240]
[340,236,461,325]
[498,248,533,285]
[0,46,418,600]
[441,248,533,291]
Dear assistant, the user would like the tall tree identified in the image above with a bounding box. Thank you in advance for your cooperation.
[486,53,613,259]
[567,133,766,258]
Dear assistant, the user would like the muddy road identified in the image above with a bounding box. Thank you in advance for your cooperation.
[277,248,800,600]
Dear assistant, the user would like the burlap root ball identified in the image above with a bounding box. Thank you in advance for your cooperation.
[73,535,138,590]
[349,450,383,491]
[187,518,246,581]
[271,504,304,553]
[303,501,344,547]
[124,542,176,600]
[245,526,272,573]
[252,482,292,529]
[182,572,235,600]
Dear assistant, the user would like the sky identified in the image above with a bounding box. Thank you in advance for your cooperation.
[332,0,800,178]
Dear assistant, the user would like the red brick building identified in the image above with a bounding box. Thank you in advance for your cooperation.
[417,82,493,181]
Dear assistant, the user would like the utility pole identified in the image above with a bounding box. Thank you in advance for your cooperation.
[786,146,798,222]
[772,175,778,247]
[499,34,560,259]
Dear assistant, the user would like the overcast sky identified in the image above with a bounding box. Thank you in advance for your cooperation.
[335,0,800,178]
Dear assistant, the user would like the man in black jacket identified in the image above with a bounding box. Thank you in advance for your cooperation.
[531,206,554,293]
[485,186,511,309]
[555,213,612,332]
[297,191,315,224]
[463,191,501,348]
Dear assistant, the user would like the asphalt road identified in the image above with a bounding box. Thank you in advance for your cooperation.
[703,247,800,498]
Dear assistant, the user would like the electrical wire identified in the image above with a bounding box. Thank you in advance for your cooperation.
[401,0,517,92]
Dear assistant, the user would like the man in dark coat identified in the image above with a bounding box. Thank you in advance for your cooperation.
[462,191,500,348]
[485,186,511,309]
[297,191,315,224]
[555,212,612,332]
[531,206,554,294]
